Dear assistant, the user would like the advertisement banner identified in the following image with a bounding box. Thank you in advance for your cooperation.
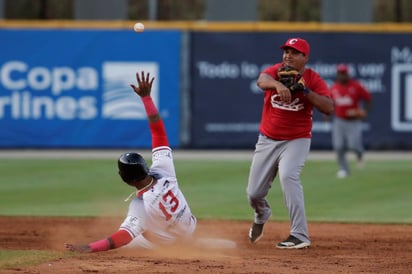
[0,29,181,148]
[190,32,412,149]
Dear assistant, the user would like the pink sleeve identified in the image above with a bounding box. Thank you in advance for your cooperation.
[141,96,169,149]
[88,239,110,252]
[149,120,169,149]
[109,230,133,248]
[88,230,133,252]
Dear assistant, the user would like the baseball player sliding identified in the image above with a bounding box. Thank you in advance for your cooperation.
[65,71,196,252]
[247,38,334,249]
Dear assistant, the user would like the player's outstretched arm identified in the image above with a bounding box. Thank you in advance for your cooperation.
[64,243,92,253]
[130,71,169,149]
[64,229,133,253]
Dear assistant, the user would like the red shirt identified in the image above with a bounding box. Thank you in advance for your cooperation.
[259,63,331,140]
[330,80,372,119]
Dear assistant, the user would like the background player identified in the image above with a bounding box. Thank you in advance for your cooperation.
[330,64,372,178]
[65,71,196,252]
[247,38,334,249]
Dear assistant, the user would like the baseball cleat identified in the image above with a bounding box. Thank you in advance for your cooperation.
[249,222,265,243]
[276,235,310,249]
[337,169,348,179]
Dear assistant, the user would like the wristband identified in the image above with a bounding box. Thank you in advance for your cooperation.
[303,88,310,95]
[142,96,158,116]
[88,238,110,252]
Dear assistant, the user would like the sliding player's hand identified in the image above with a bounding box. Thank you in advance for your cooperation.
[64,243,92,253]
[130,71,155,98]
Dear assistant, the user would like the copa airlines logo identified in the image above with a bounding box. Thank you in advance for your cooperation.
[0,61,158,120]
[102,62,158,120]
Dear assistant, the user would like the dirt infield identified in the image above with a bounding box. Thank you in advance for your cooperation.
[1,217,411,273]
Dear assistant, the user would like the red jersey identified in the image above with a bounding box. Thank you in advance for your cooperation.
[330,80,371,119]
[259,63,331,140]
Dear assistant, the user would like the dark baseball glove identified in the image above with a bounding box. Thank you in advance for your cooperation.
[277,65,306,93]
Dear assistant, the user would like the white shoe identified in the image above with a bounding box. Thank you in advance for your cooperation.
[276,235,310,249]
[337,170,348,179]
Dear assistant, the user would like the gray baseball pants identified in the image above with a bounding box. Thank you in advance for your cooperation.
[246,135,311,243]
[332,117,363,173]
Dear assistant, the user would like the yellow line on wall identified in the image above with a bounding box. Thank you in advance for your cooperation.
[1,20,412,33]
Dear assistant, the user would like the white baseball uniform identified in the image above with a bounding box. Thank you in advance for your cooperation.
[120,146,197,249]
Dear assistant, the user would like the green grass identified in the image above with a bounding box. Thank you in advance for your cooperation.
[0,158,411,223]
[0,250,63,269]
[303,160,412,223]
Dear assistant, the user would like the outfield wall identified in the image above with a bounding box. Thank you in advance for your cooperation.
[1,21,412,149]
[0,27,181,148]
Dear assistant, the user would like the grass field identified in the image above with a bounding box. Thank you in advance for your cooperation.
[0,157,411,223]
[0,250,63,269]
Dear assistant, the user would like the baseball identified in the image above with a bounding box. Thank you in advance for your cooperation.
[134,22,145,33]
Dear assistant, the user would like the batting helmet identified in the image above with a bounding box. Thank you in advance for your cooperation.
[118,152,149,183]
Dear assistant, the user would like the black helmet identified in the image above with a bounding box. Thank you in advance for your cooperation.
[118,152,149,183]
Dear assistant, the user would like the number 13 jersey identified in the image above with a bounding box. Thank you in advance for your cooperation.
[119,146,197,246]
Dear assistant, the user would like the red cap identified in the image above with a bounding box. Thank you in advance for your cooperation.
[337,64,349,73]
[280,38,310,56]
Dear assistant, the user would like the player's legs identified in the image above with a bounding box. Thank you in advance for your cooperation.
[346,120,364,163]
[125,211,197,249]
[247,134,281,224]
[169,214,197,241]
[278,138,311,243]
[176,215,197,246]
[333,118,349,176]
[147,208,197,246]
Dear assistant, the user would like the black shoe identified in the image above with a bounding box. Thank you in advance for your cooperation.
[248,222,264,243]
[276,235,310,249]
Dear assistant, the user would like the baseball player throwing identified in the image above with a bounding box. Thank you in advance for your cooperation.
[247,38,333,249]
[65,71,196,252]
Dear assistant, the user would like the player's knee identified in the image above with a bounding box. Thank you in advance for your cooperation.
[279,170,300,184]
[246,191,259,201]
[246,189,264,202]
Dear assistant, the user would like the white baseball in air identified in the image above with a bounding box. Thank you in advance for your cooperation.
[134,22,145,32]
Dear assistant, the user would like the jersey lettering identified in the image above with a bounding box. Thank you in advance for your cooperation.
[271,94,304,111]
[158,190,179,221]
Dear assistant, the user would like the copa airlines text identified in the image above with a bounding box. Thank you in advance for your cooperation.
[0,61,98,120]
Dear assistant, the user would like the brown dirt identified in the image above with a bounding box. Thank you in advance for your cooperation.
[0,217,411,274]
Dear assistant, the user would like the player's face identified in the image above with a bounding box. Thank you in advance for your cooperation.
[337,72,350,84]
[282,48,308,71]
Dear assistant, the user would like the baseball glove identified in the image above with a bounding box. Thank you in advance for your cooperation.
[277,65,306,93]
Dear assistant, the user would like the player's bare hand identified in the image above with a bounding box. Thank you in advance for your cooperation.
[346,108,366,119]
[357,109,367,119]
[276,83,292,103]
[64,243,92,253]
[130,71,155,97]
